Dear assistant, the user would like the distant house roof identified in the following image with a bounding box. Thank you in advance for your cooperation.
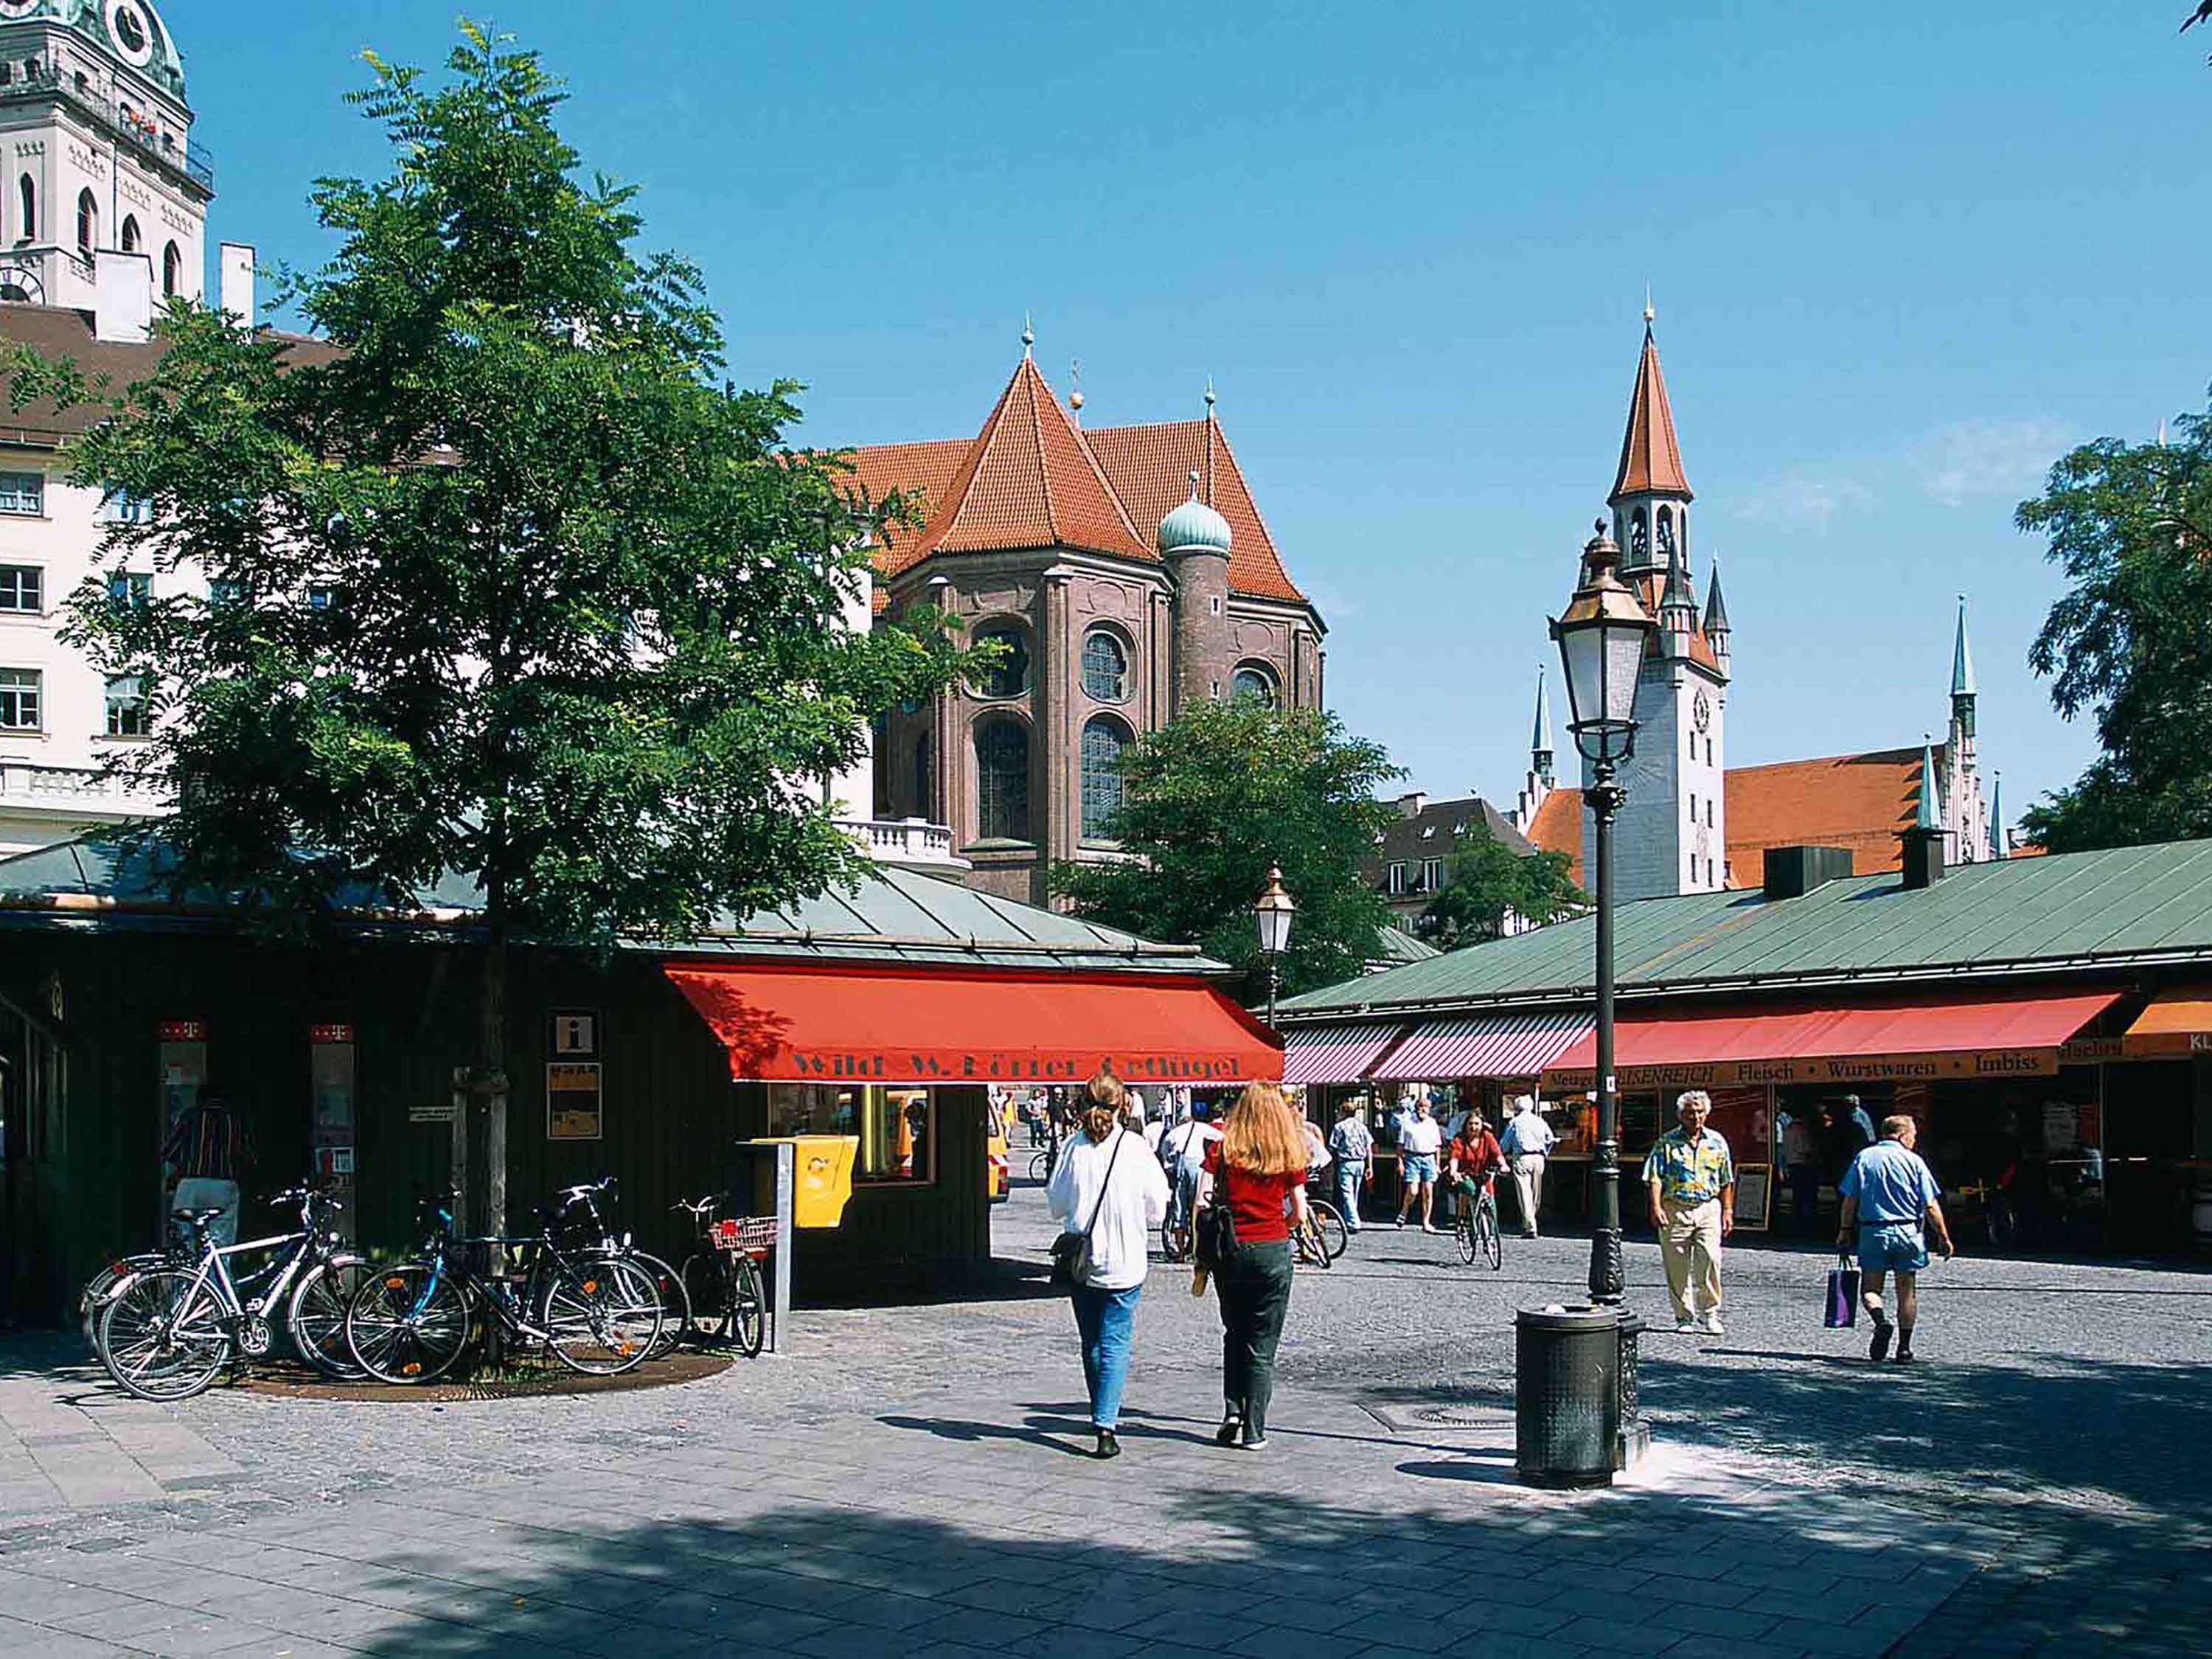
[1280,837,2212,1020]
[1367,796,1534,886]
[1373,925,1441,967]
[0,835,1228,977]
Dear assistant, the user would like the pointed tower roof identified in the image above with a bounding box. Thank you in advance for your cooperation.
[1607,322,1694,506]
[1951,594,1977,697]
[902,349,1150,566]
[1531,667,1553,757]
[1988,771,2005,858]
[1915,741,1942,831]
[1660,540,1697,619]
[1703,557,1731,634]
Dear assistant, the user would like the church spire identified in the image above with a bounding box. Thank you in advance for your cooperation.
[1951,594,1977,699]
[1608,319,1693,507]
[1916,740,1942,832]
[1531,667,1554,784]
[1988,771,2006,859]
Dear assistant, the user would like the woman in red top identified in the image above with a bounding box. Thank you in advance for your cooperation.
[1202,1082,1307,1450]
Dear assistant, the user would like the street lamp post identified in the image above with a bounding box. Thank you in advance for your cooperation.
[1253,865,1298,1026]
[1549,521,1657,1307]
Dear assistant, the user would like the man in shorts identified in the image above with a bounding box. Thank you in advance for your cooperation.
[1395,1101,1444,1232]
[1837,1115,1956,1364]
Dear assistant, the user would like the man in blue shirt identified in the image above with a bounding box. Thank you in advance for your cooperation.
[1837,1115,1956,1364]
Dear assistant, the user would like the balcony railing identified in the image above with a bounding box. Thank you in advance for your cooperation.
[0,60,214,192]
[835,817,966,868]
[0,758,165,813]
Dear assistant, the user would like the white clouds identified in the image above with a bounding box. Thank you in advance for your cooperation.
[1732,475,1871,532]
[1920,419,2071,509]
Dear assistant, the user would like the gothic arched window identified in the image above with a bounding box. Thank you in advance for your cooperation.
[15,174,32,243]
[970,624,1029,699]
[161,241,181,296]
[1081,629,1128,702]
[1656,504,1677,560]
[913,731,932,819]
[1629,509,1649,563]
[975,718,1030,841]
[1231,664,1278,708]
[74,188,95,258]
[1080,717,1127,840]
[119,215,140,254]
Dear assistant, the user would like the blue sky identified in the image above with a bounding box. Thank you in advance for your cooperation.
[175,2,2212,826]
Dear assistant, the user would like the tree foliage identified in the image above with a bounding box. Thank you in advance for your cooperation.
[1050,701,1402,1002]
[1416,826,1585,949]
[2015,399,2212,852]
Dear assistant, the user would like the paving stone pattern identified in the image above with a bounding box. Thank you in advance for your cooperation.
[1,1181,2206,1657]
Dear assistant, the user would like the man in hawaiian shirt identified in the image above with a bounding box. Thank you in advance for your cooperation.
[1643,1090,1736,1335]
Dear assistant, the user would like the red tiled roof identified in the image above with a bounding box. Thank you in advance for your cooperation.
[1085,417,1306,604]
[1525,787,1586,887]
[1724,748,1939,883]
[845,359,1310,607]
[1608,326,1691,505]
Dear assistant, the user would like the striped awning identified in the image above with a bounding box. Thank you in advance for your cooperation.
[1369,1009,1593,1082]
[1282,1023,1405,1087]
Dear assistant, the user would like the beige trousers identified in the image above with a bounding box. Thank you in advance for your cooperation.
[1509,1153,1547,1236]
[1658,1197,1724,1320]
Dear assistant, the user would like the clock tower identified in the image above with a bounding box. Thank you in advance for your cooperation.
[1585,312,1732,900]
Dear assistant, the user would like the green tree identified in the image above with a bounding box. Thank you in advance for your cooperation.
[8,24,964,1228]
[2015,398,2212,852]
[1051,701,1402,1003]
[1416,827,1585,949]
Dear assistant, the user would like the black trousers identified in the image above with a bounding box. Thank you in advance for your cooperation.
[1217,1239,1294,1439]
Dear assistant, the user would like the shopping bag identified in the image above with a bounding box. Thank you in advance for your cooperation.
[1823,1255,1861,1328]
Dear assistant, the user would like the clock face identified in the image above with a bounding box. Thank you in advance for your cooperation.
[0,2,44,21]
[1692,690,1712,734]
[106,0,154,66]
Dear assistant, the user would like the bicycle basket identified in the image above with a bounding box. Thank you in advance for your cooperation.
[712,1217,777,1259]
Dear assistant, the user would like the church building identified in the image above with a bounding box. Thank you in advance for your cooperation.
[849,331,1326,906]
[1510,316,2000,898]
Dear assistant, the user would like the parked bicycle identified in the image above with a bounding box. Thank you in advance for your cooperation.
[343,1180,663,1384]
[1455,1176,1503,1270]
[1292,1197,1348,1269]
[671,1194,769,1358]
[94,1184,369,1402]
[77,1215,196,1355]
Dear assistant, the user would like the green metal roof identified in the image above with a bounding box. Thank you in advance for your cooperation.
[0,835,1224,976]
[1279,838,2212,1020]
[1374,925,1441,965]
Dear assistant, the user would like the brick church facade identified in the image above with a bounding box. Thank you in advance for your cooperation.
[851,333,1325,905]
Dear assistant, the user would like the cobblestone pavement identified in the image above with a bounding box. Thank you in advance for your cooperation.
[1,1181,2207,1658]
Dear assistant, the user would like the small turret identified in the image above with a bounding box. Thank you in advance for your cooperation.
[1901,740,1947,889]
[1703,557,1731,673]
[1161,461,1233,713]
[1658,541,1698,655]
[1531,667,1554,787]
[1988,771,2006,859]
[1950,593,1977,740]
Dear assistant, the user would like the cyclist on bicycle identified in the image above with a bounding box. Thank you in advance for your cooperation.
[1160,1103,1221,1241]
[1447,1110,1508,1228]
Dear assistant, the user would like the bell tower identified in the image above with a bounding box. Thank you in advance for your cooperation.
[0,1,210,313]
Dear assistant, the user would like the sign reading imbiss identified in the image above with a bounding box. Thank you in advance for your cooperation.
[1544,1047,2059,1091]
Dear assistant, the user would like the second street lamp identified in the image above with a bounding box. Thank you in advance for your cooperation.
[1548,518,1657,1307]
[1253,865,1297,1026]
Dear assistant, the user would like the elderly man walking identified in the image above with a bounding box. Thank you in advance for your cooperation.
[1837,1115,1956,1364]
[1500,1095,1557,1239]
[1643,1091,1736,1335]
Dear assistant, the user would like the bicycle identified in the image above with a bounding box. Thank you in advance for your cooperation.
[77,1216,195,1355]
[1292,1203,1338,1270]
[1305,1195,1350,1262]
[94,1184,369,1402]
[1454,1178,1503,1270]
[671,1194,769,1358]
[344,1180,664,1384]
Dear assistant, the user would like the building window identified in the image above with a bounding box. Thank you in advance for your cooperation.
[1231,664,1277,707]
[969,625,1029,698]
[0,667,38,730]
[1080,717,1126,841]
[0,564,40,613]
[101,490,152,524]
[306,583,337,611]
[1657,504,1676,559]
[975,717,1030,841]
[1208,594,1222,617]
[1386,861,1408,897]
[108,571,152,606]
[104,675,148,737]
[1080,630,1128,702]
[1688,791,1696,820]
[0,470,44,515]
[1422,857,1444,891]
[15,173,32,243]
[74,188,94,258]
[912,731,931,818]
[767,1084,936,1186]
[119,214,140,254]
[1630,509,1649,563]
[1706,858,1715,886]
[161,240,181,297]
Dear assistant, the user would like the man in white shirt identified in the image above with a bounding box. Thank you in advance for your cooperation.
[1159,1106,1222,1238]
[1395,1102,1445,1232]
[1501,1095,1558,1239]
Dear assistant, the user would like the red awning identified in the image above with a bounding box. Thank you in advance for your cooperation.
[1370,1009,1593,1082]
[1282,1023,1406,1087]
[1543,987,2121,1084]
[665,961,1282,1085]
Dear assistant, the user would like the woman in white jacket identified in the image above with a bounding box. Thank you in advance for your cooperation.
[1046,1069,1171,1459]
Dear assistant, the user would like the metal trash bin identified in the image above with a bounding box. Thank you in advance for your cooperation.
[1515,1304,1621,1489]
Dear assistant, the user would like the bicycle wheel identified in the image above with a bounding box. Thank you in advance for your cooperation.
[346,1263,471,1384]
[1310,1200,1349,1262]
[1294,1214,1334,1270]
[1478,1203,1503,1271]
[729,1254,767,1360]
[1029,1148,1051,1182]
[78,1255,160,1356]
[538,1257,662,1374]
[287,1256,372,1380]
[625,1251,689,1356]
[97,1270,232,1402]
[1454,1211,1478,1265]
[681,1251,731,1343]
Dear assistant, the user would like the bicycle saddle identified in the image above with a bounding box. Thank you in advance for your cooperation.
[172,1206,227,1224]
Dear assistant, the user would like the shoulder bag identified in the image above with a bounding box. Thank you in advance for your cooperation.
[1193,1150,1239,1270]
[1050,1130,1127,1289]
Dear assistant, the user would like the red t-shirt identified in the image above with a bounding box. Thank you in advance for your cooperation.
[1203,1142,1305,1244]
[1450,1130,1506,1182]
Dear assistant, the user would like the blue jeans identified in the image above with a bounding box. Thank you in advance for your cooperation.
[1335,1160,1366,1231]
[1070,1281,1143,1430]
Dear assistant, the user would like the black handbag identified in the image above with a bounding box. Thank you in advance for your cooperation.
[1193,1154,1239,1270]
[1050,1130,1126,1289]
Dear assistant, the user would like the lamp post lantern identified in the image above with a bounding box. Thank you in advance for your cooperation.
[1253,864,1297,1026]
[1548,519,1657,1306]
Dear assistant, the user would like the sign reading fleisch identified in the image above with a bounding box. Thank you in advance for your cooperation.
[1545,1047,2060,1091]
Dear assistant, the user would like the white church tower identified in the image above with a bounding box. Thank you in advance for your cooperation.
[1593,309,1732,900]
[0,1,209,313]
[1941,594,1992,863]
